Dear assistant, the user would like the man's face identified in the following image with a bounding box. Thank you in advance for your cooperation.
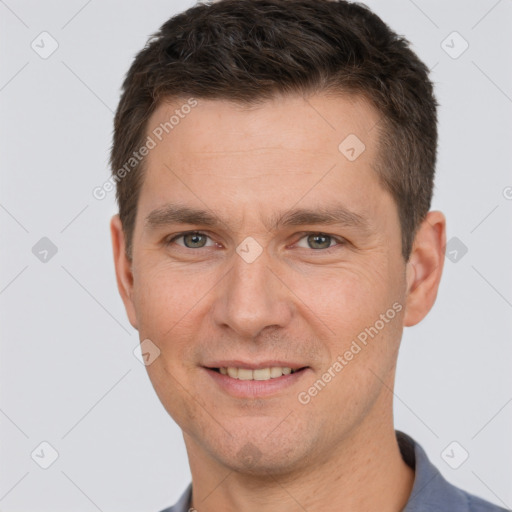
[117,93,411,473]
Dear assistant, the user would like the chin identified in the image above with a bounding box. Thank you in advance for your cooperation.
[204,421,318,477]
[221,447,306,477]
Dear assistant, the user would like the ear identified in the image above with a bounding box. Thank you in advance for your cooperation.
[110,214,138,330]
[403,211,446,327]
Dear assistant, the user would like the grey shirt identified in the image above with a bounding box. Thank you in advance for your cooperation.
[159,431,508,512]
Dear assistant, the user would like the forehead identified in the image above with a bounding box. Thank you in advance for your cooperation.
[137,92,393,234]
[146,92,380,159]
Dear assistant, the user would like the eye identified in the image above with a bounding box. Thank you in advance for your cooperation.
[165,231,216,249]
[295,233,345,251]
[164,231,346,252]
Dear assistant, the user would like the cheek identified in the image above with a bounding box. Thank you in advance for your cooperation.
[132,261,222,390]
[133,265,209,426]
[133,275,174,338]
[290,260,405,412]
[132,261,209,338]
[294,261,401,338]
[294,266,404,425]
[145,360,202,435]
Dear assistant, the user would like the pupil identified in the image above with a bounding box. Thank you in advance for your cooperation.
[310,234,330,249]
[185,233,205,248]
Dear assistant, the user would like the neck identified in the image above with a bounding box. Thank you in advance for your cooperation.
[184,408,414,512]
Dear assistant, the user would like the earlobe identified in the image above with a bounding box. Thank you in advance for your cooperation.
[403,211,446,327]
[110,214,138,330]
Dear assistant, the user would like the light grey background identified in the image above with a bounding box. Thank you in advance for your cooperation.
[1,1,511,511]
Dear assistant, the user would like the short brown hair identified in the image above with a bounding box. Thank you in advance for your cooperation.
[110,0,437,261]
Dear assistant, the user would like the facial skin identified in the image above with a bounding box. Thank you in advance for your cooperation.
[111,93,446,512]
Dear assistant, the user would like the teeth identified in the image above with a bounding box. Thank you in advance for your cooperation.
[253,368,270,380]
[237,368,253,380]
[270,367,283,378]
[220,366,298,381]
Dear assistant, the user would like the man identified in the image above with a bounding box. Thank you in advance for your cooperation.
[109,1,507,511]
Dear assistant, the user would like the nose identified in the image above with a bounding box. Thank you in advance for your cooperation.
[211,248,294,340]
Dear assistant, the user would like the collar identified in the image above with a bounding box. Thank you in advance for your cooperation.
[161,431,504,512]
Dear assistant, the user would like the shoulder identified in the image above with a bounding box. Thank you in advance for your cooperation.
[397,431,509,512]
[465,491,509,512]
[157,483,192,512]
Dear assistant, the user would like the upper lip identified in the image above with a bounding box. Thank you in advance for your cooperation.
[204,361,308,370]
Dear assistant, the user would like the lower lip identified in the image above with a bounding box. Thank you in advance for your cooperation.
[203,367,310,398]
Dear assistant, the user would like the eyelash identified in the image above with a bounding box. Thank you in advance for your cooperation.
[164,231,346,252]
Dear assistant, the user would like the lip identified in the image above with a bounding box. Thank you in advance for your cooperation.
[203,366,311,399]
[204,361,307,370]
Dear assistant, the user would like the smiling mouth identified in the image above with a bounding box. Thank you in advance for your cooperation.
[209,366,308,381]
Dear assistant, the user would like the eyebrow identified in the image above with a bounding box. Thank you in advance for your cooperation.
[144,203,370,233]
